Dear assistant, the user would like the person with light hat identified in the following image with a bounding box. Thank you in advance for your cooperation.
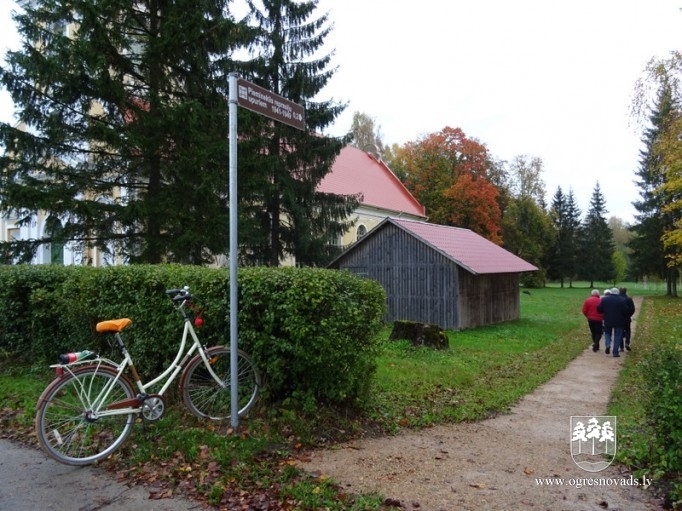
[597,287,629,357]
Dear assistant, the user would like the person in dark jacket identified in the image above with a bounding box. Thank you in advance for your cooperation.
[619,287,636,351]
[596,287,629,357]
[582,289,604,352]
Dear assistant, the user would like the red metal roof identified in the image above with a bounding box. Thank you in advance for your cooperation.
[317,146,426,218]
[390,218,538,275]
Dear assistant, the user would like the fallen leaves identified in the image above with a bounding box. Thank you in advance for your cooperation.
[148,488,173,500]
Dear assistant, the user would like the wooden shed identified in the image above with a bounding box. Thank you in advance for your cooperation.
[328,217,538,330]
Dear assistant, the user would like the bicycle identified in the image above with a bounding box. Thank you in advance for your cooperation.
[35,286,260,466]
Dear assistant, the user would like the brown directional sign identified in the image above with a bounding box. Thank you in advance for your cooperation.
[236,78,305,130]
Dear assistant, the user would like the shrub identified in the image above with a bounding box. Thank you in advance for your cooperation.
[0,264,386,408]
[238,267,387,408]
[0,265,71,357]
[642,344,682,505]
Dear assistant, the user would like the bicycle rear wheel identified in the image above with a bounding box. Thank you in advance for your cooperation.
[35,365,137,466]
[181,346,260,420]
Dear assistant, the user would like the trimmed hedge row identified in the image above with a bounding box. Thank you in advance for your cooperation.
[0,264,387,407]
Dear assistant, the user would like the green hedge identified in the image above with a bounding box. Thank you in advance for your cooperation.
[239,267,387,406]
[0,265,386,407]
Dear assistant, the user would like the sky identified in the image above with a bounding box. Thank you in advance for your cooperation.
[313,0,681,223]
[1,1,680,223]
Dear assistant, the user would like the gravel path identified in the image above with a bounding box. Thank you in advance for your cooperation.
[298,296,664,511]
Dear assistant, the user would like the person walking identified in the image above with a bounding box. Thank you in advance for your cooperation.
[597,287,629,357]
[620,287,636,351]
[582,289,604,352]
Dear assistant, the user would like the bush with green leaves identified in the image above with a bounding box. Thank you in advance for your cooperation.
[612,296,682,509]
[0,265,69,356]
[0,264,386,408]
[642,344,682,504]
[238,267,386,408]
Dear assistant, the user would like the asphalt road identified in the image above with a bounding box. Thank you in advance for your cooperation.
[0,439,199,511]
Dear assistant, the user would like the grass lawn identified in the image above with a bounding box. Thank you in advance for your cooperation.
[370,286,587,429]
[0,283,672,510]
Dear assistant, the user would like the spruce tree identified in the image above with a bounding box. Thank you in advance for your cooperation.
[564,190,583,285]
[0,0,252,264]
[577,183,615,287]
[547,187,581,287]
[240,0,357,266]
[629,82,678,294]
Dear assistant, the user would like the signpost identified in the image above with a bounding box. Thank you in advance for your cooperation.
[236,78,305,130]
[227,73,305,428]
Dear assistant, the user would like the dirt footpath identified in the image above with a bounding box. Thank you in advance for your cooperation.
[299,296,664,511]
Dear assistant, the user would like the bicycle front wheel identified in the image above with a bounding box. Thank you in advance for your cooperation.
[35,365,137,466]
[181,346,260,420]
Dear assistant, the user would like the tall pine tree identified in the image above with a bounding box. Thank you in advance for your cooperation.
[239,0,357,266]
[629,77,679,295]
[0,0,255,264]
[547,187,581,287]
[577,183,615,287]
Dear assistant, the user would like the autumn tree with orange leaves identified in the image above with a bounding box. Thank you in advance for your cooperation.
[392,127,502,243]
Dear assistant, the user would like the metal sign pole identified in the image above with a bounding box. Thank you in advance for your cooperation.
[228,72,239,428]
[226,74,303,430]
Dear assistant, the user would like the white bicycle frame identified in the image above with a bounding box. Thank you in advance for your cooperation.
[51,301,227,419]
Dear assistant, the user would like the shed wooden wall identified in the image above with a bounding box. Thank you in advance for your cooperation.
[331,223,523,330]
[457,271,521,329]
[331,223,461,329]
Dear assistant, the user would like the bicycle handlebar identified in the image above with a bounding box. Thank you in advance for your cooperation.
[165,287,191,303]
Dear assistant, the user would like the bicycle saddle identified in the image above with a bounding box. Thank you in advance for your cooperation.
[96,318,133,333]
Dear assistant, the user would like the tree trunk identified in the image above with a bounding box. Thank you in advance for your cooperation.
[389,321,449,349]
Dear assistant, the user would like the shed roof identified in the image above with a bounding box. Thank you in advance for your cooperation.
[337,217,538,275]
[317,146,426,218]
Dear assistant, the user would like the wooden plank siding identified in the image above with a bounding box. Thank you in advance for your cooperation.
[331,223,523,331]
[332,223,461,329]
[457,271,521,329]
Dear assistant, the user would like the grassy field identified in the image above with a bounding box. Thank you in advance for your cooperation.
[0,283,673,509]
[369,285,594,430]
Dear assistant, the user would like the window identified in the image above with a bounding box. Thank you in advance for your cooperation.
[356,224,367,241]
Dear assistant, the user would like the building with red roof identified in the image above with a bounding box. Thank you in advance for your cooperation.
[317,146,426,250]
